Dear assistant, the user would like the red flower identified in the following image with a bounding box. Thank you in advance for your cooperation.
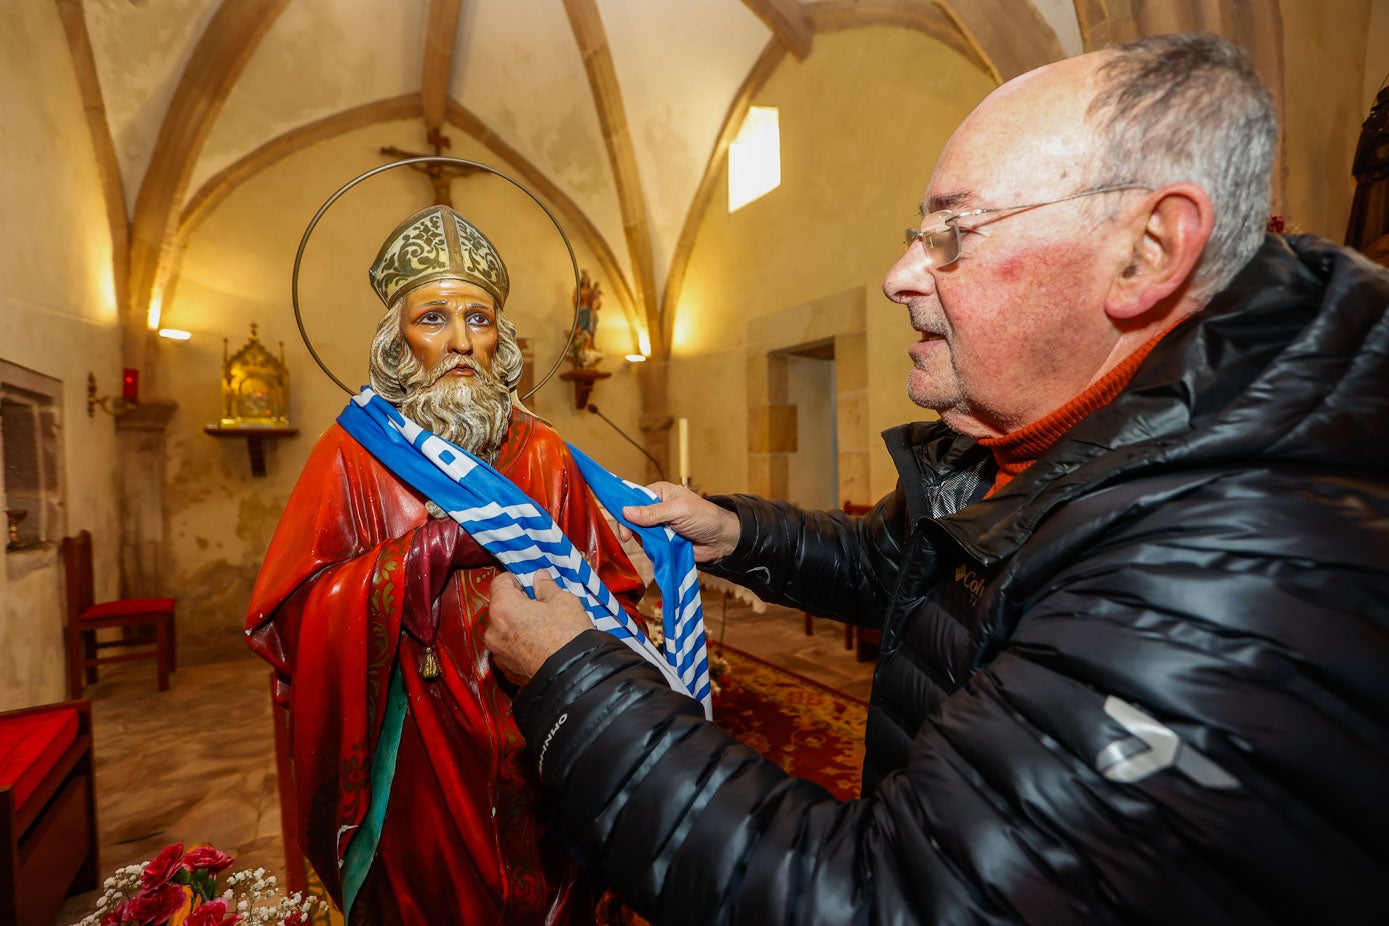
[141,843,187,889]
[184,898,241,926]
[122,882,188,922]
[181,845,236,875]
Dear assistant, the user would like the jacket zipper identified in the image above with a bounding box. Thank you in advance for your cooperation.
[879,521,927,656]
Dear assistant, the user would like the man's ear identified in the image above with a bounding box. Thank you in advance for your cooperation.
[1105,183,1214,321]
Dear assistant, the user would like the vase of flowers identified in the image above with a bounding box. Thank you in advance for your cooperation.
[73,843,326,926]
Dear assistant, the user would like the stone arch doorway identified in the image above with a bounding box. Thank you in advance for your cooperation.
[745,286,870,507]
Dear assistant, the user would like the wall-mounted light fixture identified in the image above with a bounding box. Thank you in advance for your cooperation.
[145,292,163,331]
[87,369,139,417]
[158,328,192,341]
[626,321,652,364]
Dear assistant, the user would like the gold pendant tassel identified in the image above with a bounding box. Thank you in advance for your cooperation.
[419,645,441,681]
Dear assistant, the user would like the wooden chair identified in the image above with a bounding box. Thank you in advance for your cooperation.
[61,530,176,699]
[805,499,866,652]
[0,699,98,926]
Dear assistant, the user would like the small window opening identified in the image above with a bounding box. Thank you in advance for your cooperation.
[729,106,781,212]
[1,361,64,549]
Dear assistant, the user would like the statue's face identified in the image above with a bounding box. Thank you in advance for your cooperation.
[399,278,499,380]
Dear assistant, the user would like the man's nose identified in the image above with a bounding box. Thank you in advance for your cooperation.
[445,317,474,354]
[882,245,936,305]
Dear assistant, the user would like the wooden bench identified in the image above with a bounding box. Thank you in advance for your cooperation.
[0,700,98,926]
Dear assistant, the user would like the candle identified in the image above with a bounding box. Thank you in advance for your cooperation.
[677,417,690,487]
[121,368,139,400]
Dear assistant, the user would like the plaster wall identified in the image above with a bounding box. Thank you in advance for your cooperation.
[159,121,647,664]
[1280,0,1377,239]
[668,27,993,501]
[0,2,123,709]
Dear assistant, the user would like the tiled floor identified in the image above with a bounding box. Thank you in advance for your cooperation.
[704,593,878,702]
[54,593,875,924]
[53,657,288,925]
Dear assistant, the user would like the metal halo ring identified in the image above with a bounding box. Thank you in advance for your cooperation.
[291,156,581,400]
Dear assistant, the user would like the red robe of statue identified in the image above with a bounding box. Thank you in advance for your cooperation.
[246,409,643,924]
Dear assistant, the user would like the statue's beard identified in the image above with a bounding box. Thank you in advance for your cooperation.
[397,353,512,464]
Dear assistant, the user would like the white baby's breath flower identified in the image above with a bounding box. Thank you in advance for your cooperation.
[77,845,327,926]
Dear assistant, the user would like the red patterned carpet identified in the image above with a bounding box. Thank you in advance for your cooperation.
[711,645,868,801]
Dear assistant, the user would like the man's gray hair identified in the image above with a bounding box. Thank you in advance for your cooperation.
[368,302,525,404]
[1087,33,1277,301]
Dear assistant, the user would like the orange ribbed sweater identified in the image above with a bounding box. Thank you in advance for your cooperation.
[976,325,1176,497]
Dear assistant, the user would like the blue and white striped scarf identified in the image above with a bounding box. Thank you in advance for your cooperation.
[337,388,711,715]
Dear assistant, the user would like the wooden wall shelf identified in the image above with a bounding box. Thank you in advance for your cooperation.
[558,366,612,409]
[204,425,298,477]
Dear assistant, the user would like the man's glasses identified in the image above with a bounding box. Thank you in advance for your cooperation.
[903,185,1150,268]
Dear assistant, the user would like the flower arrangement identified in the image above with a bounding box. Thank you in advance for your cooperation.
[73,843,326,926]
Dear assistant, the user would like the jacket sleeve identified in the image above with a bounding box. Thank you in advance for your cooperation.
[702,485,916,626]
[514,631,880,926]
[513,470,1389,925]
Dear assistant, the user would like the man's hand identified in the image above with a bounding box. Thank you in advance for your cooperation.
[622,482,740,563]
[485,570,592,685]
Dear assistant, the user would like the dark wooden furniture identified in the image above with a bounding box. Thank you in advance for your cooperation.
[62,530,177,699]
[203,425,299,477]
[0,699,98,926]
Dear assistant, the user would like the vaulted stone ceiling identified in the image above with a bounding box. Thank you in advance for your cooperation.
[57,0,1281,364]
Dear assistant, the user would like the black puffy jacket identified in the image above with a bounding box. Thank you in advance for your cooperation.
[514,236,1389,924]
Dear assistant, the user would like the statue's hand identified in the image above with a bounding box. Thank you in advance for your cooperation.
[622,483,740,563]
[485,570,591,685]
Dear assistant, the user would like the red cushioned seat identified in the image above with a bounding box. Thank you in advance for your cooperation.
[0,700,98,926]
[0,707,79,810]
[81,597,176,621]
[63,530,177,697]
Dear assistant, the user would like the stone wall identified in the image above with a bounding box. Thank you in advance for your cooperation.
[0,2,123,710]
[158,121,648,664]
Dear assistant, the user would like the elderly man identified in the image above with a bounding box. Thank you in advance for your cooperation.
[247,205,642,924]
[484,34,1389,923]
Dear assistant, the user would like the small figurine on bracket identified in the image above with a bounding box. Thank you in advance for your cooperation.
[559,269,612,407]
[569,270,604,369]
